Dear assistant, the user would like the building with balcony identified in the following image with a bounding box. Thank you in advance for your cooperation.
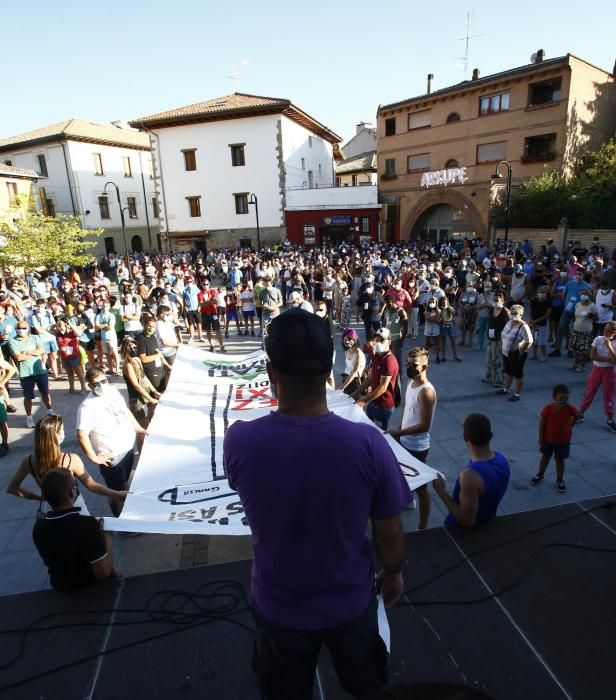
[129,93,341,252]
[0,120,159,255]
[377,51,615,243]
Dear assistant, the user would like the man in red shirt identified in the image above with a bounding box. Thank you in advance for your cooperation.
[352,327,399,430]
[197,280,226,353]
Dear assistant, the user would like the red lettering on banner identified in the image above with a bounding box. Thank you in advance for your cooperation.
[248,388,269,399]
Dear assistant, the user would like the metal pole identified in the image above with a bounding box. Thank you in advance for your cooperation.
[249,194,261,251]
[104,181,132,280]
[505,162,512,243]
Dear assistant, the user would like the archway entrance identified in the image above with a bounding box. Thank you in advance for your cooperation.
[411,203,477,243]
[131,235,143,252]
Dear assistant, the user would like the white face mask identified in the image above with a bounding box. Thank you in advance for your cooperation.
[57,430,65,445]
[374,341,387,353]
[466,287,474,293]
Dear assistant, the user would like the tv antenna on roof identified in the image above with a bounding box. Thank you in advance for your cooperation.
[454,10,483,79]
[227,58,249,92]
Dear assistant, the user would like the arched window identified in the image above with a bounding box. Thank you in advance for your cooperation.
[131,235,143,252]
[446,112,461,124]
[445,159,459,169]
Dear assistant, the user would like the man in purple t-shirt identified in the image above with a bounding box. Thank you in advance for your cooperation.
[224,308,412,700]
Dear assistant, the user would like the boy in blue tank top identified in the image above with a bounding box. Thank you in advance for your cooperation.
[433,413,510,527]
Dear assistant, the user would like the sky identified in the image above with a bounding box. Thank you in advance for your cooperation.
[3,0,615,145]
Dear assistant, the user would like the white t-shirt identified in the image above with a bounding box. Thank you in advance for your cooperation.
[591,335,615,368]
[501,320,533,356]
[155,319,177,357]
[240,290,255,312]
[76,387,135,461]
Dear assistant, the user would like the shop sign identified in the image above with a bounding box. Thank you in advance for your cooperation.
[421,167,468,188]
[323,215,351,225]
[303,223,316,245]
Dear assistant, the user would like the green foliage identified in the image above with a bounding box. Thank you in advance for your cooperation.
[0,212,102,271]
[498,139,616,228]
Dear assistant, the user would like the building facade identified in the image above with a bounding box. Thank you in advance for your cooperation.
[336,122,377,187]
[0,164,39,229]
[0,119,159,256]
[377,52,615,244]
[130,93,341,252]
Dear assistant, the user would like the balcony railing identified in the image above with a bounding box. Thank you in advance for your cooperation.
[520,151,557,164]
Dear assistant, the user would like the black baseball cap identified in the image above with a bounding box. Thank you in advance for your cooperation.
[265,309,333,377]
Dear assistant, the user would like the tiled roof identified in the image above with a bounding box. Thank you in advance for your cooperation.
[0,119,150,153]
[379,55,572,112]
[130,92,342,144]
[0,164,39,179]
[131,92,290,124]
[336,151,377,174]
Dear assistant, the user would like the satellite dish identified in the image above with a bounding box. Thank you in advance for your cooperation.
[530,52,537,63]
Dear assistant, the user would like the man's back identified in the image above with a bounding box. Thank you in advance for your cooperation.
[224,411,410,629]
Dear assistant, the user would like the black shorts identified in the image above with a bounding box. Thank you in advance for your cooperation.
[201,313,220,331]
[252,597,387,699]
[186,310,200,326]
[540,442,570,459]
[503,349,528,379]
[98,449,133,490]
[80,339,96,352]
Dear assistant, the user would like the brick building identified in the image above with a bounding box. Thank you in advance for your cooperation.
[377,52,615,244]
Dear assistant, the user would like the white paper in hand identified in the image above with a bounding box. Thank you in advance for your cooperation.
[377,594,391,653]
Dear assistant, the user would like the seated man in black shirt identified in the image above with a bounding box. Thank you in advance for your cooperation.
[33,469,120,590]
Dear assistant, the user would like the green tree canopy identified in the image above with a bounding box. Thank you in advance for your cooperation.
[0,212,102,271]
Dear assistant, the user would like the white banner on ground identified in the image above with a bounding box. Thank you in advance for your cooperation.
[103,345,440,535]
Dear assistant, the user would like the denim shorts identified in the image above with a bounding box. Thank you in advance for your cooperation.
[252,597,387,700]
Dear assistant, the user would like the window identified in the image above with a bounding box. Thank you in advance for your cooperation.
[361,217,370,234]
[186,196,201,217]
[3,159,12,166]
[446,112,461,124]
[234,193,249,215]
[152,196,159,218]
[336,177,341,187]
[445,159,459,169]
[37,154,48,177]
[407,153,431,172]
[183,149,197,171]
[479,91,510,116]
[384,158,396,175]
[98,195,110,219]
[476,141,507,163]
[123,156,133,177]
[6,182,18,206]
[522,133,557,163]
[301,157,305,170]
[385,117,396,136]
[104,237,115,254]
[308,136,313,148]
[93,153,104,175]
[46,199,56,217]
[230,144,245,167]
[408,110,431,130]
[127,196,138,219]
[528,78,562,107]
[351,174,358,186]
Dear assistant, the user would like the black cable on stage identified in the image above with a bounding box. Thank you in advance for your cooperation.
[0,500,614,691]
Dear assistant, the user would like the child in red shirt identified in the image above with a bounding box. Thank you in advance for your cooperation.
[531,384,579,492]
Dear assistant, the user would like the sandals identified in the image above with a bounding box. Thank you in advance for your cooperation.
[530,473,544,486]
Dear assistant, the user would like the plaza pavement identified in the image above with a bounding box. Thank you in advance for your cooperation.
[1,317,614,596]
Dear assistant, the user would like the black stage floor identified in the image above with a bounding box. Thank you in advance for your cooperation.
[1,497,615,700]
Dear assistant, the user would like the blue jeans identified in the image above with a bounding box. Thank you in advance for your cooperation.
[366,401,394,430]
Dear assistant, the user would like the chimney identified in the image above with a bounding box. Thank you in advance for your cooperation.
[612,59,616,77]
[535,49,545,63]
[356,122,366,134]
[427,73,434,94]
[472,68,480,81]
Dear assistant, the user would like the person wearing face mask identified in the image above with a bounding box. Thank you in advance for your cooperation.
[532,384,579,493]
[9,322,54,428]
[95,301,119,376]
[388,346,436,530]
[357,281,384,342]
[423,296,441,361]
[457,284,478,348]
[595,279,615,336]
[549,267,592,357]
[155,305,180,390]
[7,414,125,510]
[568,292,598,372]
[120,336,160,429]
[55,317,87,393]
[484,293,510,391]
[498,304,533,401]
[77,367,146,516]
[549,270,568,344]
[338,328,366,395]
[441,267,458,305]
[529,287,552,362]
[381,296,407,369]
[353,328,399,430]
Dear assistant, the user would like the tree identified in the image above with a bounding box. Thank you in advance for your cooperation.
[0,211,102,271]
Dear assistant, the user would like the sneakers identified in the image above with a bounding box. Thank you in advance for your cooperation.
[26,415,35,428]
[0,444,9,458]
[574,413,585,423]
[556,480,567,493]
[453,357,462,362]
[508,393,521,402]
[548,349,561,357]
[220,346,228,353]
[251,331,255,337]
[224,331,229,338]
[607,420,616,433]
[6,404,17,414]
[530,473,544,486]
[496,388,509,395]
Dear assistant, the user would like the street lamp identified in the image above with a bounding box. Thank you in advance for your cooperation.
[248,193,261,251]
[102,181,131,277]
[491,160,512,243]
